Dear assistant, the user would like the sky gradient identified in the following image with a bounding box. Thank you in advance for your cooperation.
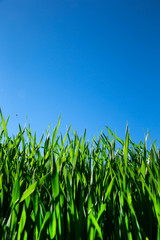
[0,0,160,147]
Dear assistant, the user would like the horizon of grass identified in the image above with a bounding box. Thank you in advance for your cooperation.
[0,109,160,239]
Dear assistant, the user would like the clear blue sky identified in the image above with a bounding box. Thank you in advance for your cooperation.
[0,0,160,146]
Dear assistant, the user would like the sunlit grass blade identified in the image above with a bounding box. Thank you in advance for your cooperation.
[20,173,50,203]
[17,203,27,240]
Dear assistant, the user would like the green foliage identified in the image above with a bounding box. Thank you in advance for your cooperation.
[0,111,159,239]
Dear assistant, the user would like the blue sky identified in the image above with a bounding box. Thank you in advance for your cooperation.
[0,0,160,147]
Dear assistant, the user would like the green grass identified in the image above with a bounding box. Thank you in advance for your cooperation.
[0,110,160,239]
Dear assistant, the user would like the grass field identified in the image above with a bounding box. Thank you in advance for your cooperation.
[0,110,160,239]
